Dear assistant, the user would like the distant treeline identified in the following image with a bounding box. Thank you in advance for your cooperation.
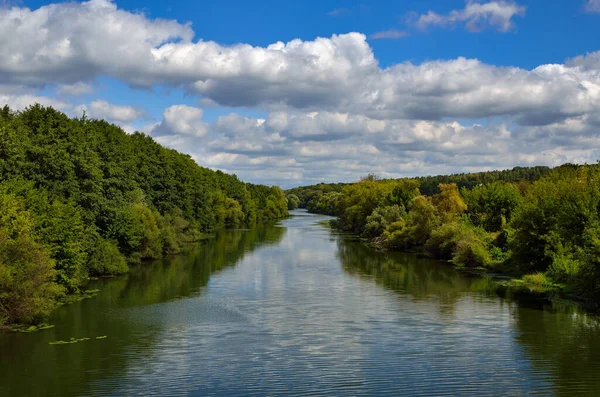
[285,165,551,215]
[286,164,600,303]
[0,105,288,326]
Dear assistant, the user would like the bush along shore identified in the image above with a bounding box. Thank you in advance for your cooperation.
[0,105,289,328]
[288,164,600,307]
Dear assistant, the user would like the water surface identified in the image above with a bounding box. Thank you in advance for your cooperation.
[1,210,599,396]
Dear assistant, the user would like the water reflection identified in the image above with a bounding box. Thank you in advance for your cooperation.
[514,305,600,396]
[2,211,600,396]
[337,238,472,306]
[336,226,600,396]
[0,225,285,397]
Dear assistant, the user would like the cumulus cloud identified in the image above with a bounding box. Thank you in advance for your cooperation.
[148,105,208,137]
[413,1,526,32]
[141,106,600,188]
[370,29,408,40]
[0,0,193,86]
[2,0,600,186]
[0,0,594,129]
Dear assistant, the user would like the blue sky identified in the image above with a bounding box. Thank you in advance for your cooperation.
[2,0,600,187]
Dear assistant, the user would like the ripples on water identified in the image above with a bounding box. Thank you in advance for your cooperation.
[2,210,600,396]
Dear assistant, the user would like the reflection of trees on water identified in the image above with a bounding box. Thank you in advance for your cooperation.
[336,237,472,310]
[337,235,600,395]
[513,304,600,396]
[0,224,286,397]
[112,225,286,307]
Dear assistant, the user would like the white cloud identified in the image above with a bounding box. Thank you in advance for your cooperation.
[75,100,143,122]
[370,29,408,40]
[0,92,71,111]
[56,82,94,96]
[149,105,208,137]
[0,0,193,86]
[2,0,600,187]
[585,0,600,13]
[414,1,526,32]
[141,106,600,188]
[0,0,593,129]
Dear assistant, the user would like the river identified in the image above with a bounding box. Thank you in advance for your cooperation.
[1,209,600,396]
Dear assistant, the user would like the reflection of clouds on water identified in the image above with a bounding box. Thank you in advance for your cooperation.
[5,211,600,396]
[113,213,562,395]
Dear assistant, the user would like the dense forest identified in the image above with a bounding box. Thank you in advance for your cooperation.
[288,164,600,303]
[0,105,288,326]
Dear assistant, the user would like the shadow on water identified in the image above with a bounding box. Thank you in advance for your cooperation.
[0,224,285,397]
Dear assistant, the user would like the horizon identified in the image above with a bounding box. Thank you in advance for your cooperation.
[1,0,600,188]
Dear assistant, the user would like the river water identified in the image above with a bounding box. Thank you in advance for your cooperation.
[1,209,600,396]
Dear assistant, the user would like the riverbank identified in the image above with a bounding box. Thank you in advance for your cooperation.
[3,211,600,396]
[316,212,592,312]
[289,165,600,305]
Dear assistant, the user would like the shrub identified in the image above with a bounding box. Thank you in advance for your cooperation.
[364,205,405,238]
[452,237,492,268]
[547,255,581,283]
[425,222,469,260]
[0,233,64,325]
[87,237,128,276]
[522,273,552,287]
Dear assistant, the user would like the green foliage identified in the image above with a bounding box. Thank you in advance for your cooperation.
[286,194,299,210]
[0,104,288,324]
[522,272,552,287]
[285,182,348,210]
[292,163,600,301]
[0,233,64,325]
[337,179,410,234]
[405,196,440,246]
[462,181,523,232]
[388,179,420,208]
[364,205,405,238]
[0,194,64,325]
[425,221,473,260]
[509,165,600,274]
[86,237,127,276]
[416,166,551,196]
[306,192,341,216]
[451,234,492,268]
[432,184,467,223]
[248,185,288,222]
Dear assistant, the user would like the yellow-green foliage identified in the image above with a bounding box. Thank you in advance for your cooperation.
[364,205,405,238]
[337,177,420,235]
[432,184,467,223]
[451,235,492,268]
[213,190,246,228]
[0,193,64,325]
[404,196,440,246]
[425,221,471,260]
[522,273,552,287]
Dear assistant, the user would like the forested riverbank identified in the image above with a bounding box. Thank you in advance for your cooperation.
[287,164,600,304]
[0,105,288,327]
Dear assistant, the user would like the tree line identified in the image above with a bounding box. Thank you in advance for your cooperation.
[0,105,288,326]
[288,164,600,303]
